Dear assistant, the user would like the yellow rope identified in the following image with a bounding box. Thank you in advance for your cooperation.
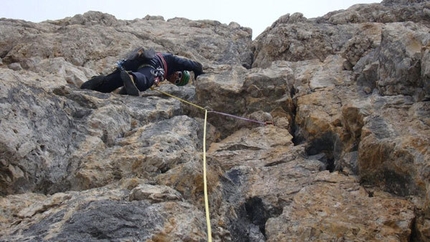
[151,87,212,241]
[151,87,206,111]
[203,109,212,242]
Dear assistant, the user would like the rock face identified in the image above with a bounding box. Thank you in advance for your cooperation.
[0,0,429,241]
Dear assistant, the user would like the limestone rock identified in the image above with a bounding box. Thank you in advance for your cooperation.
[0,180,207,241]
[1,2,429,241]
[266,172,415,241]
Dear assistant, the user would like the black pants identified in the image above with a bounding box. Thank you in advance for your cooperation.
[94,69,122,93]
[83,66,155,93]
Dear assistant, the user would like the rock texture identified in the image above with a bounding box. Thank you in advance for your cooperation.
[0,0,429,241]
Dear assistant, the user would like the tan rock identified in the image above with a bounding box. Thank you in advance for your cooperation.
[266,172,415,241]
[1,1,429,240]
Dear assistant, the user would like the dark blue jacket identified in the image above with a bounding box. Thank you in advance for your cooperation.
[131,53,203,91]
[81,51,203,93]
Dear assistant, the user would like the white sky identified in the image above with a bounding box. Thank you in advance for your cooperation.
[1,0,381,38]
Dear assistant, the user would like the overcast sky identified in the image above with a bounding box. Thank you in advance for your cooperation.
[1,0,381,38]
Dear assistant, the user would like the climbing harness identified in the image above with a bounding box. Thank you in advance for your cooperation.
[156,53,168,79]
[150,67,165,80]
[150,86,273,242]
[150,67,165,86]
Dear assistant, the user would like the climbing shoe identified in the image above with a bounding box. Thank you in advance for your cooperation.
[121,71,140,96]
[81,75,105,90]
[118,87,128,95]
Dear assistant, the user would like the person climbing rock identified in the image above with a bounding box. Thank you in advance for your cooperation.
[81,47,204,96]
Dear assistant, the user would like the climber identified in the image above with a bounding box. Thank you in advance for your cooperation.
[80,48,204,96]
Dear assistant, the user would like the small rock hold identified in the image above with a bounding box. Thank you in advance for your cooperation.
[8,62,23,71]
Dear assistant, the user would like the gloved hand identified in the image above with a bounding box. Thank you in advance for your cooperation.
[193,62,204,79]
[194,70,204,79]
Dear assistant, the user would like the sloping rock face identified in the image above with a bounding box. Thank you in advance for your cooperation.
[0,0,429,241]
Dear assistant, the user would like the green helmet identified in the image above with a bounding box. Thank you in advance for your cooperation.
[175,70,190,86]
